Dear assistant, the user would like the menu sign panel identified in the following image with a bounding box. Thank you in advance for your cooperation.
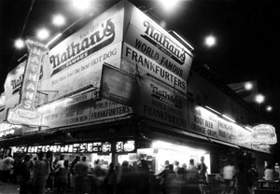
[116,140,135,153]
[26,142,112,153]
[189,106,252,148]
[7,39,47,126]
[38,90,133,129]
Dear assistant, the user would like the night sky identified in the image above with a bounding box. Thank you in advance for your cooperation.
[1,0,280,152]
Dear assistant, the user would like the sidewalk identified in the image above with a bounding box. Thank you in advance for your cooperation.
[0,181,20,194]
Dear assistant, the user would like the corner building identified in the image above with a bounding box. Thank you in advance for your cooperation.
[0,0,276,188]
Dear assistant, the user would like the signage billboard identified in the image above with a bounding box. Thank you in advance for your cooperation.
[100,63,137,106]
[39,5,125,101]
[190,106,252,148]
[38,90,133,128]
[7,39,47,126]
[252,124,277,145]
[135,76,188,129]
[123,4,193,83]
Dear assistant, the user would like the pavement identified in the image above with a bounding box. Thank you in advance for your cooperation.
[0,181,20,194]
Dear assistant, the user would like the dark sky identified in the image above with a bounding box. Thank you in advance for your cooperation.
[0,0,279,126]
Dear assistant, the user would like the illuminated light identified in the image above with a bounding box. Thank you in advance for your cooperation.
[266,105,273,112]
[222,114,236,123]
[244,82,253,91]
[205,106,221,115]
[158,0,181,11]
[71,0,92,11]
[46,33,62,47]
[245,126,252,132]
[52,14,66,26]
[152,140,207,155]
[255,94,265,104]
[15,39,25,49]
[204,35,216,47]
[36,28,50,40]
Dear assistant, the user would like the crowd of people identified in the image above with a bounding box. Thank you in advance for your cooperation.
[0,152,280,194]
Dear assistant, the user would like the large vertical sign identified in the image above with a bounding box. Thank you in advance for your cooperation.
[7,39,47,126]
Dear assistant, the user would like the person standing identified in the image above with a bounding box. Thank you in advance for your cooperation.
[56,160,69,194]
[32,151,49,194]
[274,163,280,180]
[264,163,275,181]
[2,154,14,182]
[248,164,258,194]
[19,154,32,194]
[105,163,117,194]
[222,161,236,194]
[70,155,80,191]
[0,155,4,181]
[198,156,208,194]
[186,159,200,194]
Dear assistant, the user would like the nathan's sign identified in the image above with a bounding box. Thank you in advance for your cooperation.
[135,76,188,129]
[124,4,193,84]
[7,39,48,126]
[39,6,124,101]
[252,124,277,145]
[50,19,116,76]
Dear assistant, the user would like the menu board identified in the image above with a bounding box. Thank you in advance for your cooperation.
[116,140,135,153]
[14,140,135,153]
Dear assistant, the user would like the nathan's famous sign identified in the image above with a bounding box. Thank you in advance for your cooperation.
[7,39,48,126]
[39,5,124,101]
[34,1,193,130]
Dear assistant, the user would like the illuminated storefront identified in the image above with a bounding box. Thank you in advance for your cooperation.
[0,0,277,177]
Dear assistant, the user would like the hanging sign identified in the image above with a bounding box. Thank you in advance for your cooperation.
[7,39,48,126]
[100,63,137,106]
[252,124,277,145]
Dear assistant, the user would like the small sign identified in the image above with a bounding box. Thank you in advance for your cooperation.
[100,63,137,106]
[252,124,277,145]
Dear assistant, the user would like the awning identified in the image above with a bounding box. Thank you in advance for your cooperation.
[208,138,240,149]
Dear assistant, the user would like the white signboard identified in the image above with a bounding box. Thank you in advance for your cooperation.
[38,90,133,128]
[40,7,124,100]
[122,43,187,94]
[252,124,277,145]
[124,5,193,81]
[190,106,252,148]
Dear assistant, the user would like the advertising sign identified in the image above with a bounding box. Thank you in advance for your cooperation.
[38,90,133,128]
[124,5,193,83]
[189,106,251,148]
[39,6,124,100]
[135,76,188,129]
[100,63,137,106]
[1,61,26,123]
[252,124,277,145]
[7,39,47,126]
[122,43,187,94]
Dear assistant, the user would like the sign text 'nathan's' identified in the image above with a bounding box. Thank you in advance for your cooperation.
[49,19,115,76]
[7,39,48,126]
